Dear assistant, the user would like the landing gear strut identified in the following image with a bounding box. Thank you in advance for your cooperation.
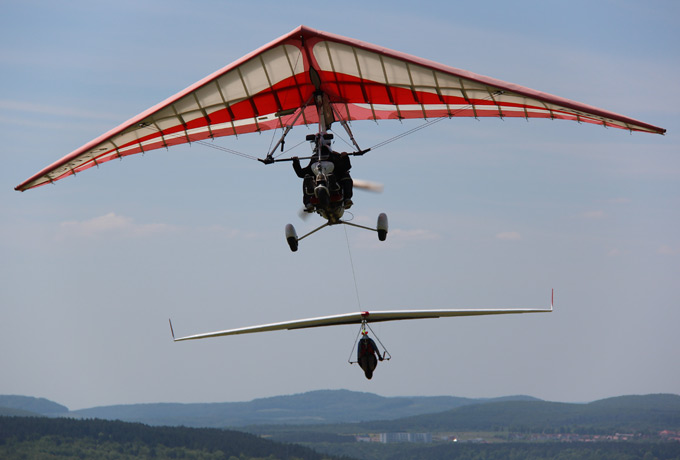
[284,213,388,252]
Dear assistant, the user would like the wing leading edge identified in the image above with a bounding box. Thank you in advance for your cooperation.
[16,25,665,192]
[170,303,553,342]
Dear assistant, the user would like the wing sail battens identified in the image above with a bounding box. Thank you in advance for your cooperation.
[16,25,665,191]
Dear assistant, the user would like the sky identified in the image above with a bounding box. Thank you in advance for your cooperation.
[1,1,678,411]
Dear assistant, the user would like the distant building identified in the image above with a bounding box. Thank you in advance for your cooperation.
[379,432,432,443]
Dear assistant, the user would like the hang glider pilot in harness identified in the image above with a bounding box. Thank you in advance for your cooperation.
[357,329,385,380]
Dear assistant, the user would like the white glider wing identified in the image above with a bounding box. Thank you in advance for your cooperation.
[170,303,552,342]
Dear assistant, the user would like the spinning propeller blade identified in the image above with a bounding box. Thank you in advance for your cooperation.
[353,179,384,193]
[298,207,312,221]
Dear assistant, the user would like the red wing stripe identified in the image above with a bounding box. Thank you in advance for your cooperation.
[16,25,665,191]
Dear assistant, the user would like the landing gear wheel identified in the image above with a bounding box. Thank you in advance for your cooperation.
[377,213,388,241]
[285,224,298,252]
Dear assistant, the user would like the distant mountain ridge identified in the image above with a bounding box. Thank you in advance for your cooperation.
[0,390,538,426]
[68,390,540,427]
[329,393,680,434]
[2,391,679,433]
[0,395,68,416]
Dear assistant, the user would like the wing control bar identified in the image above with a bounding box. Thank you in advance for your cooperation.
[258,148,370,164]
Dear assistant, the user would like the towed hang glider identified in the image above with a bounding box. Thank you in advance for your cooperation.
[15,25,665,250]
[170,291,553,379]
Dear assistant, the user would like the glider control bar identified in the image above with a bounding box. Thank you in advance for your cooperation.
[258,148,370,164]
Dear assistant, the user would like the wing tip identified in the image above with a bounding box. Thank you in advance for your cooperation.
[551,288,554,311]
[169,319,176,341]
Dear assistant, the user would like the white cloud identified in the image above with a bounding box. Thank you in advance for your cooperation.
[199,224,259,240]
[0,99,122,121]
[582,210,605,219]
[608,198,631,204]
[390,228,440,242]
[496,231,521,241]
[55,213,255,241]
[58,212,174,239]
[657,245,679,256]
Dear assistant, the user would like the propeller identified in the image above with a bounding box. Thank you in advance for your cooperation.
[352,179,384,193]
[298,206,313,221]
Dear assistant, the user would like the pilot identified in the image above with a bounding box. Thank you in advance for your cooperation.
[333,147,353,209]
[357,330,383,379]
[292,137,353,211]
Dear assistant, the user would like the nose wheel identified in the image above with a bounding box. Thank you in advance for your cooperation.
[285,224,298,252]
[377,213,388,241]
[284,212,388,252]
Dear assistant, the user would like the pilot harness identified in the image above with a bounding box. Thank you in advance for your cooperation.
[347,319,391,365]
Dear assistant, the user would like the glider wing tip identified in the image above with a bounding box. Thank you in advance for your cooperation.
[169,319,176,341]
[550,288,554,311]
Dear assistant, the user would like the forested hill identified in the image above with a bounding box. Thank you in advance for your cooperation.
[0,416,343,460]
[44,390,539,427]
[2,391,679,433]
[0,395,68,416]
[332,393,680,434]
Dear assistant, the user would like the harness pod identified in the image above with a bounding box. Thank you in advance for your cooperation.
[348,320,391,364]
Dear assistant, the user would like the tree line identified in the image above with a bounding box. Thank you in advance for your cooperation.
[0,416,343,460]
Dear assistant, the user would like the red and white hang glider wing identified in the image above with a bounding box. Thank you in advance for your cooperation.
[170,305,552,342]
[16,25,665,191]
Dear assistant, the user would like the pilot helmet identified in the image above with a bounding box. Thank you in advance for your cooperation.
[308,132,333,152]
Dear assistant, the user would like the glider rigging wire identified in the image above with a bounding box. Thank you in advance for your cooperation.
[342,223,393,365]
[368,116,448,151]
[267,51,304,155]
[347,320,392,364]
[155,90,502,161]
[343,223,362,310]
[139,124,259,161]
[366,91,504,151]
[276,138,308,157]
[144,90,517,163]
[193,139,259,161]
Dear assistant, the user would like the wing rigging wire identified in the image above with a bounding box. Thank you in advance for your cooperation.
[342,223,392,364]
[139,90,503,162]
[138,124,260,161]
[347,321,392,364]
[194,140,259,160]
[369,116,448,151]
[366,321,392,361]
[365,91,505,152]
[267,50,304,157]
[343,224,362,309]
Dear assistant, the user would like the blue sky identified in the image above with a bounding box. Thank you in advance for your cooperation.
[1,1,678,410]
